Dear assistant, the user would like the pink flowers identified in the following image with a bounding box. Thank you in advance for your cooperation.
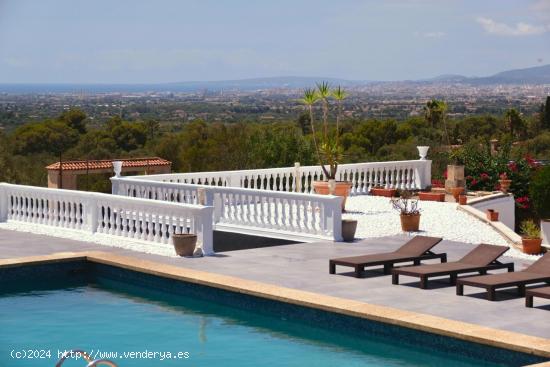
[507,162,517,172]
[499,172,508,180]
[480,172,489,181]
[515,196,530,209]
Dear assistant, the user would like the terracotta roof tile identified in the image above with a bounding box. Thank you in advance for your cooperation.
[46,157,171,171]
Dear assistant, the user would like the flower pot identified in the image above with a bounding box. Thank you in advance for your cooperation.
[486,209,499,222]
[499,179,512,193]
[450,187,464,203]
[458,195,468,205]
[370,187,397,198]
[400,213,421,232]
[172,233,198,257]
[419,192,445,202]
[521,237,542,255]
[342,219,358,242]
[313,181,351,212]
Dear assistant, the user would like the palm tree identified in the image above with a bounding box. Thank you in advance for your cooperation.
[300,88,328,177]
[332,86,347,146]
[316,81,331,140]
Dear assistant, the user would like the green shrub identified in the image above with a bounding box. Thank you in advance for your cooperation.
[520,219,541,239]
[529,166,550,219]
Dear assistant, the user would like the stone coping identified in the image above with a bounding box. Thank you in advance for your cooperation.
[1,252,550,359]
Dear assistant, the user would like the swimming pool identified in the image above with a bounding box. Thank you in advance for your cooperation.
[0,260,546,366]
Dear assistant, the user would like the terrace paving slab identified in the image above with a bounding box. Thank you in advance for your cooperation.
[0,228,548,340]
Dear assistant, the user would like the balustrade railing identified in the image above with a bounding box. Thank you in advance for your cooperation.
[0,183,214,254]
[133,159,431,194]
[111,177,343,241]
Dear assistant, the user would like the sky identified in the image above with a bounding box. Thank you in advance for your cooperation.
[0,0,549,83]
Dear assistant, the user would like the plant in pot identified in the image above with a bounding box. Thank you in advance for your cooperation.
[498,172,512,193]
[391,191,421,232]
[301,82,351,211]
[519,220,542,255]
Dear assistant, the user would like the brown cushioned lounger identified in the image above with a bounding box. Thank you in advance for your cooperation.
[456,252,550,301]
[391,244,513,289]
[329,235,445,278]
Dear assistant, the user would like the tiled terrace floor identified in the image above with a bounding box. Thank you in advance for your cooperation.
[1,229,548,339]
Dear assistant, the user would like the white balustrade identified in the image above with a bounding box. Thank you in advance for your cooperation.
[0,183,214,255]
[136,159,432,195]
[111,177,343,241]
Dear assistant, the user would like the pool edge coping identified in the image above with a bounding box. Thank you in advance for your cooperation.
[2,251,550,359]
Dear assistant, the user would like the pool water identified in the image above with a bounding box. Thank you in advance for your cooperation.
[0,278,506,367]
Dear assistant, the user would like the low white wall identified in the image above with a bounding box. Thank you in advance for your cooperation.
[468,193,515,230]
[542,219,550,247]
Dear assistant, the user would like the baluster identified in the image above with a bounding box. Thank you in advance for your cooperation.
[295,199,303,232]
[273,196,280,229]
[139,211,148,240]
[288,198,295,230]
[153,213,161,242]
[303,199,309,233]
[114,207,122,236]
[146,213,154,241]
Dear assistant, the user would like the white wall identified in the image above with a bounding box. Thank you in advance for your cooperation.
[469,194,515,230]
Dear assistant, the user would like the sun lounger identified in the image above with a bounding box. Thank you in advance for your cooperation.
[329,235,445,278]
[391,244,513,289]
[526,286,550,308]
[457,252,550,301]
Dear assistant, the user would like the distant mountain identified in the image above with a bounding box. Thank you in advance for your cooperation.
[426,64,550,85]
[472,64,550,84]
[0,64,549,93]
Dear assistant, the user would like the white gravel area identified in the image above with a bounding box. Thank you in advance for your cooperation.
[343,196,540,261]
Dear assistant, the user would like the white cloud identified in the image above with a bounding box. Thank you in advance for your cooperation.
[476,17,547,36]
[414,31,446,38]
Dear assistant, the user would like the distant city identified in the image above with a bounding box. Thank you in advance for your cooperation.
[1,64,549,130]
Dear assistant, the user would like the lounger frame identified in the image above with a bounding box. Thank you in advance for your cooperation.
[392,260,514,289]
[457,275,550,301]
[329,250,447,278]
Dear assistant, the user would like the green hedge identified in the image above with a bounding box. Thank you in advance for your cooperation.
[529,166,550,219]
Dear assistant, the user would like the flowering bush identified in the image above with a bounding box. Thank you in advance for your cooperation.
[452,142,539,209]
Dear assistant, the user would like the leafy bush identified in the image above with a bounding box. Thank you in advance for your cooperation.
[529,166,550,219]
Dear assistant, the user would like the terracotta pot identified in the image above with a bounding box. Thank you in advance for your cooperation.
[458,195,468,205]
[370,187,397,198]
[342,219,358,242]
[400,213,421,232]
[172,233,197,256]
[419,192,445,202]
[313,181,351,212]
[450,187,464,202]
[521,237,542,255]
[486,209,499,222]
[499,179,512,193]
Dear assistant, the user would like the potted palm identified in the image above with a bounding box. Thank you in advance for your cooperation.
[520,220,542,255]
[301,82,351,211]
[391,191,421,232]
